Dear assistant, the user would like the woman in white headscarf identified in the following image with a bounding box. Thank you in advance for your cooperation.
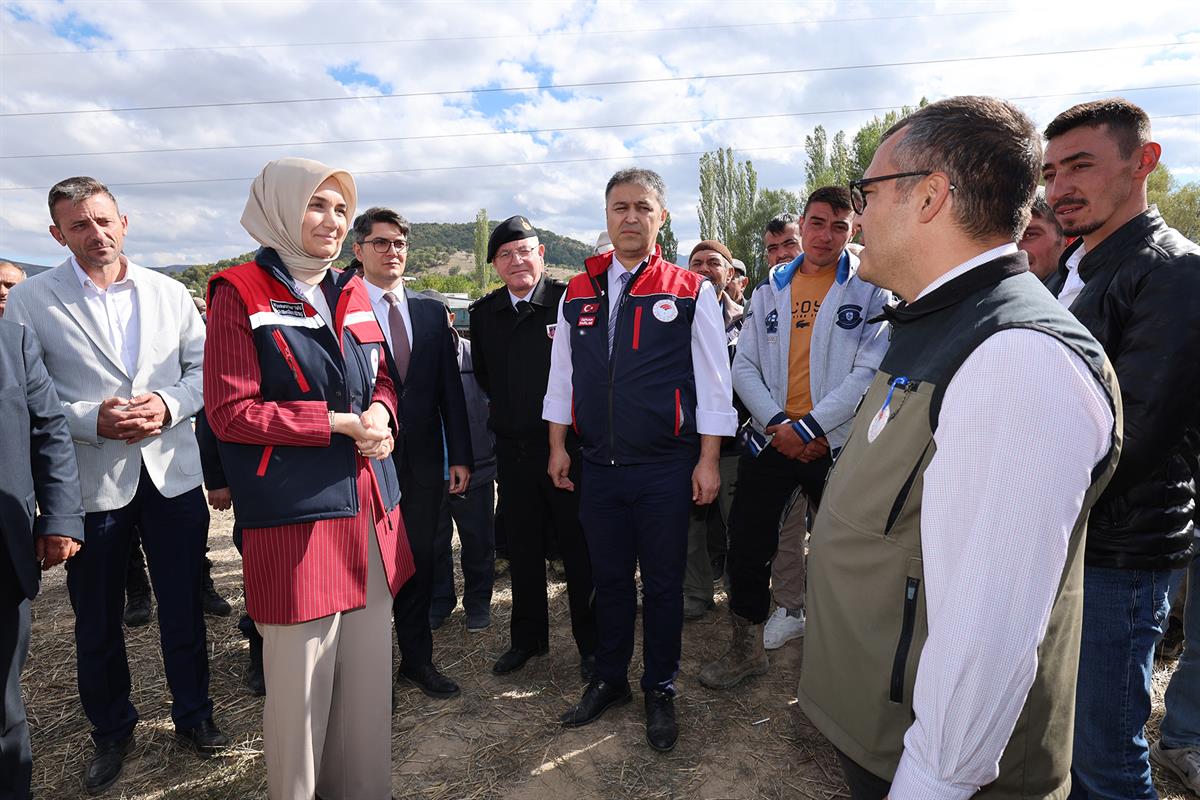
[203,158,412,800]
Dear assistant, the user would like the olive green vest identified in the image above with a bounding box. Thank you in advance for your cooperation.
[797,256,1121,799]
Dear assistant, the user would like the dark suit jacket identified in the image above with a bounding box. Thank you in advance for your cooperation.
[382,290,473,489]
[0,319,84,603]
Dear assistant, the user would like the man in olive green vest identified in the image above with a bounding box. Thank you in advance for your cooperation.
[798,96,1121,800]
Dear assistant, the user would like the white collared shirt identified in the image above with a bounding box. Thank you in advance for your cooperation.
[916,243,1018,300]
[509,289,533,308]
[543,254,738,437]
[1057,244,1088,310]
[71,255,140,376]
[364,279,413,353]
[886,245,1114,800]
[290,276,333,331]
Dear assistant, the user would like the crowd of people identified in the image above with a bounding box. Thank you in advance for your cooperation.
[1,94,1198,800]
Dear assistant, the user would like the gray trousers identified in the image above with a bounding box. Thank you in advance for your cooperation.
[684,452,740,604]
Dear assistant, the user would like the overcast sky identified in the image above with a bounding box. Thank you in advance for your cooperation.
[2,0,1197,268]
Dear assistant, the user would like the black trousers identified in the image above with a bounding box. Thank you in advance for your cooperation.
[68,470,212,743]
[726,447,833,624]
[495,439,596,655]
[837,750,892,800]
[392,460,442,670]
[1,596,31,800]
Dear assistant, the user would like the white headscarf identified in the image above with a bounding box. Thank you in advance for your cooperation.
[240,157,357,279]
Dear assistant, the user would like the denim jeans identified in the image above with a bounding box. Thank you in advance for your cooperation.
[1069,565,1173,800]
[1161,554,1200,750]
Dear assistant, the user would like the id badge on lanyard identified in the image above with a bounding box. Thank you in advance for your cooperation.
[867,376,910,443]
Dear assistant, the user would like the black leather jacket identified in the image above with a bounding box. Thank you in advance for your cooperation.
[1047,208,1200,571]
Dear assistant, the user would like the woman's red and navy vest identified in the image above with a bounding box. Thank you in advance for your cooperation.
[207,249,401,527]
[562,247,704,465]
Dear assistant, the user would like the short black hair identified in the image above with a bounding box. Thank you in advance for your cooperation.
[351,207,410,244]
[883,95,1041,242]
[1043,97,1151,159]
[605,168,667,208]
[763,212,799,237]
[48,176,119,226]
[803,186,853,217]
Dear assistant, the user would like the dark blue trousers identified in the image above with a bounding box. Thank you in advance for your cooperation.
[580,459,693,695]
[1,597,31,800]
[67,469,212,744]
[431,480,496,621]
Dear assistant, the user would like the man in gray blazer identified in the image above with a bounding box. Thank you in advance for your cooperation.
[1,318,85,800]
[6,176,229,796]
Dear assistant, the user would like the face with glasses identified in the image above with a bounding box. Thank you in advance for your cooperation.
[353,222,409,289]
[493,237,545,297]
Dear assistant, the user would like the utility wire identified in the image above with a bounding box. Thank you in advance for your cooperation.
[2,41,1192,119]
[3,113,1195,193]
[4,83,1195,161]
[0,9,1008,57]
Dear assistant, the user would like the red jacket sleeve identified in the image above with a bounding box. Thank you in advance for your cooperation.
[203,282,332,447]
[369,352,399,434]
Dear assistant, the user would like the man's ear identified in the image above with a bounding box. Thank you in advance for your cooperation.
[352,241,363,260]
[916,173,954,225]
[49,225,67,246]
[1133,141,1162,179]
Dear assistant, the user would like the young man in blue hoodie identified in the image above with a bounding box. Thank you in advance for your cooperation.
[699,185,891,689]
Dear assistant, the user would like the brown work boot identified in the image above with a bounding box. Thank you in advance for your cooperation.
[698,612,769,690]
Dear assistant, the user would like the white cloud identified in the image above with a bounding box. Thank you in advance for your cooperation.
[1,0,1197,267]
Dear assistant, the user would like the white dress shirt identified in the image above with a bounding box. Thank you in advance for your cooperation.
[543,256,738,437]
[291,276,334,331]
[363,280,413,353]
[1057,244,1088,310]
[889,251,1114,800]
[71,255,140,377]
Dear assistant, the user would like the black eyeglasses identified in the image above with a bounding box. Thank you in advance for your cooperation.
[364,238,408,254]
[849,171,953,214]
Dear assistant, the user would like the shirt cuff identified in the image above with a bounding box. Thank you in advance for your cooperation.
[542,397,572,426]
[697,408,738,437]
[791,413,826,444]
[889,753,978,800]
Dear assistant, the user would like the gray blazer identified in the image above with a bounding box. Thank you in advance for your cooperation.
[7,258,205,513]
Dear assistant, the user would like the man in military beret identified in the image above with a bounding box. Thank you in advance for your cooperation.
[469,216,598,680]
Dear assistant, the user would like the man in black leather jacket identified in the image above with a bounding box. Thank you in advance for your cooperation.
[1043,97,1200,800]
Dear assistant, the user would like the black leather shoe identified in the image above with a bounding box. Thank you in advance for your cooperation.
[85,733,134,795]
[245,639,266,696]
[579,654,596,683]
[123,593,152,627]
[644,690,678,752]
[401,663,460,699]
[492,643,549,675]
[174,718,232,758]
[559,679,632,727]
[201,559,232,617]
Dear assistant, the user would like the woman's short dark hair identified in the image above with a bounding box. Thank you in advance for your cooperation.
[883,96,1041,242]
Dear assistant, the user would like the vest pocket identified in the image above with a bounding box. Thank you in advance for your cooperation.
[889,575,921,703]
[884,441,933,535]
[632,306,643,350]
[271,330,312,393]
[674,389,682,435]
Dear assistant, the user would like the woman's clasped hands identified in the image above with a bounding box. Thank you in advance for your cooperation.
[331,402,394,460]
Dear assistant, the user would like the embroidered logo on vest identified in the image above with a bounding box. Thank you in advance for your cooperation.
[653,299,679,322]
[836,304,864,330]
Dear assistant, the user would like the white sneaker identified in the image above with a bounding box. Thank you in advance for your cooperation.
[763,607,806,650]
[1151,740,1200,794]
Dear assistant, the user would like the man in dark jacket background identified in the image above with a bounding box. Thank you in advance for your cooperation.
[1043,97,1200,800]
[0,319,85,800]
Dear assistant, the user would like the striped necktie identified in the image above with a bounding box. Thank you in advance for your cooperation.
[608,270,631,356]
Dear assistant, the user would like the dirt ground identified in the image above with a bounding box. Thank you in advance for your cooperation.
[23,505,1195,799]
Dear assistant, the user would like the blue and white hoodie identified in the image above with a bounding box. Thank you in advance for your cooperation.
[733,249,891,450]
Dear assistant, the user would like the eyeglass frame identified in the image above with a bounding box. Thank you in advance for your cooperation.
[493,244,539,264]
[362,238,409,254]
[848,171,956,215]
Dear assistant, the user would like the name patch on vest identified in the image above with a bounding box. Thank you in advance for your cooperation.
[578,315,596,327]
[269,299,307,319]
[653,299,679,322]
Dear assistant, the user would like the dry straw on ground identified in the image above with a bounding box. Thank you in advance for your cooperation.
[24,506,1194,798]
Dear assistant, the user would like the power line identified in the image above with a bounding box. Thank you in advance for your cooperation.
[3,41,1193,119]
[5,83,1195,161]
[3,113,1195,193]
[0,9,1008,57]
